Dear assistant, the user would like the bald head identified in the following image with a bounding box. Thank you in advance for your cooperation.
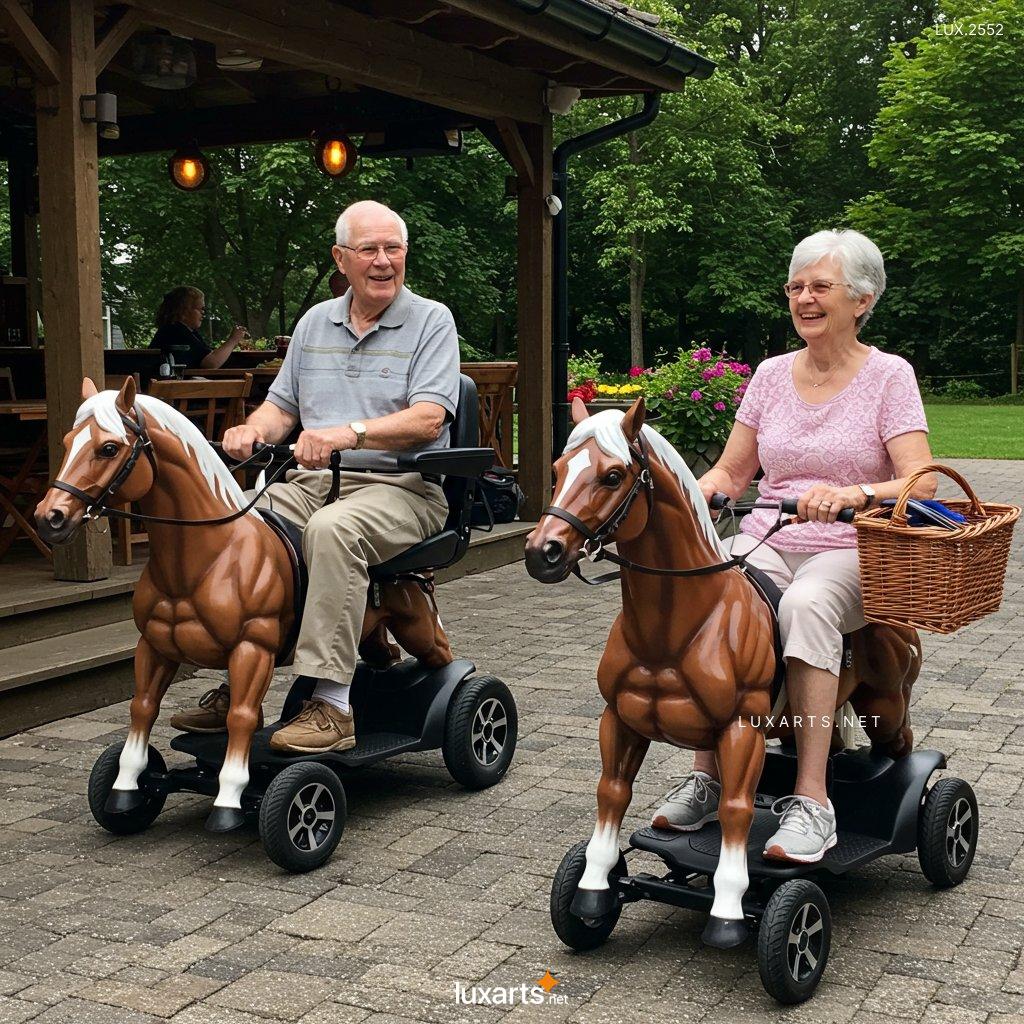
[335,201,408,247]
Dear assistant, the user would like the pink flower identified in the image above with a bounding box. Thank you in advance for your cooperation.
[690,390,703,401]
[629,366,645,377]
[714,401,727,411]
[691,347,713,363]
[701,368,715,381]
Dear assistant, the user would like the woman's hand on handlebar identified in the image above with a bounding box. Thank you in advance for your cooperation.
[222,424,265,460]
[796,483,867,524]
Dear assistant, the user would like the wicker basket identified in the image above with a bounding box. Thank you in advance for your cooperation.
[855,464,1020,634]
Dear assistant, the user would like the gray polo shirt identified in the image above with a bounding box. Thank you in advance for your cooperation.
[267,286,460,451]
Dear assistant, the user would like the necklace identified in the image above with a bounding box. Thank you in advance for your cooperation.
[804,349,846,389]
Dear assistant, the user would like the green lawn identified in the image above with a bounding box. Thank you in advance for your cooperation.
[925,403,1024,460]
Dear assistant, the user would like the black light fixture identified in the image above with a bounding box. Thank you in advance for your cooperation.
[168,144,210,191]
[132,32,197,90]
[359,126,463,159]
[311,130,356,179]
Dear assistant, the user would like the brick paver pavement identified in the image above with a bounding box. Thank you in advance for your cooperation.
[0,458,1021,1023]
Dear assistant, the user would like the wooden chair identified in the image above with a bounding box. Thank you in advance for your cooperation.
[113,375,252,564]
[460,362,518,469]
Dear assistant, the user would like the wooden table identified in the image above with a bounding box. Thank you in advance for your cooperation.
[0,400,50,560]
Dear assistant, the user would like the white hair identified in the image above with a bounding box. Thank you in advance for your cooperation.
[564,409,726,556]
[73,391,258,517]
[335,201,408,246]
[789,229,886,328]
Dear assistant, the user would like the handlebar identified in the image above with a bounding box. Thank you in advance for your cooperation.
[710,491,856,524]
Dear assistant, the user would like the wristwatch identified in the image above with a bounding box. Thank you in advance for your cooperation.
[858,483,876,509]
[349,421,367,450]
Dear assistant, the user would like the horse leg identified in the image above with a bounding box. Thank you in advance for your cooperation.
[108,636,178,812]
[206,640,276,832]
[848,625,920,759]
[388,581,453,669]
[703,717,765,949]
[572,706,649,919]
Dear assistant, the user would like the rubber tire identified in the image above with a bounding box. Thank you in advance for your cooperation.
[442,675,518,790]
[757,879,831,1004]
[258,762,346,873]
[918,777,978,888]
[550,840,626,952]
[88,742,167,836]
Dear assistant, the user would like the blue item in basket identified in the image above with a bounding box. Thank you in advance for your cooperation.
[880,498,967,529]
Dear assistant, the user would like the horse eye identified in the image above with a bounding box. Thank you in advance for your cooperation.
[98,442,120,458]
[603,471,623,487]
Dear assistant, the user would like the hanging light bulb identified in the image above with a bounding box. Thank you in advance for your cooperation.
[312,130,356,179]
[168,145,210,191]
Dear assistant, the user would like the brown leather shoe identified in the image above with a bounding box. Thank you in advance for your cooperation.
[169,683,265,734]
[269,700,356,754]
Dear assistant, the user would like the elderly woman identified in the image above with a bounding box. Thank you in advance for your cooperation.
[652,228,935,863]
[152,286,248,370]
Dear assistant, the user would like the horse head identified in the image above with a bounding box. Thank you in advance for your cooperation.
[525,396,653,583]
[35,376,157,545]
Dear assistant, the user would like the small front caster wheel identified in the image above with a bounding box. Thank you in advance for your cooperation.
[550,840,627,951]
[88,742,167,836]
[757,879,831,1004]
[918,777,978,887]
[443,675,518,789]
[259,762,346,873]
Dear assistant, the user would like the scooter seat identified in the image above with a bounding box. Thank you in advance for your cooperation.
[258,508,307,665]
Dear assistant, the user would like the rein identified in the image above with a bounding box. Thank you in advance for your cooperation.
[541,437,789,586]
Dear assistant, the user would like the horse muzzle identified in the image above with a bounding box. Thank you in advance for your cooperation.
[34,498,82,545]
[524,536,575,584]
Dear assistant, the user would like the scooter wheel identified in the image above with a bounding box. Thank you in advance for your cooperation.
[918,777,978,887]
[757,878,831,1004]
[550,840,626,951]
[442,675,517,789]
[259,762,346,873]
[88,742,167,836]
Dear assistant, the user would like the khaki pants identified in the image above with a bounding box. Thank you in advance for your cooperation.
[728,534,866,678]
[256,470,449,685]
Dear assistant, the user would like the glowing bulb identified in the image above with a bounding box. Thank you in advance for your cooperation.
[312,132,355,179]
[168,147,210,191]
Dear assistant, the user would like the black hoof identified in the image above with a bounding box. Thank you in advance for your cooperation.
[104,788,145,814]
[570,887,618,920]
[205,806,247,833]
[702,916,750,949]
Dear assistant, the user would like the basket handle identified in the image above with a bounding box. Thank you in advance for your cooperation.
[888,463,984,528]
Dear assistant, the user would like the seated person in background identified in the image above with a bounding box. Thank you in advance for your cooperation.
[153,286,248,370]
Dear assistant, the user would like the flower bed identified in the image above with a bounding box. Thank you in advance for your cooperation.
[568,345,752,453]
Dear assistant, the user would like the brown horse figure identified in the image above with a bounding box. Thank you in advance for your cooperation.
[35,377,451,831]
[524,397,919,946]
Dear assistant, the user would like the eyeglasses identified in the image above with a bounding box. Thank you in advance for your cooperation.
[340,243,407,262]
[783,280,849,298]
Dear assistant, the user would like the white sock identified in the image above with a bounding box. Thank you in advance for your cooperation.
[312,679,351,713]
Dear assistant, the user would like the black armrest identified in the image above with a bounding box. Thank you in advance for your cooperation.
[334,447,494,477]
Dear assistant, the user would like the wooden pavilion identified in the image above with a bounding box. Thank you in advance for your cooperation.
[0,0,712,586]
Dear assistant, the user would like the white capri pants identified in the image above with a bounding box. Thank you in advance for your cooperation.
[728,533,867,678]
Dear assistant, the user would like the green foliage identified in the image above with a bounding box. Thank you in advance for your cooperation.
[567,350,604,388]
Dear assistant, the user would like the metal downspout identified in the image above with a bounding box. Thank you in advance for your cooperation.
[551,91,661,454]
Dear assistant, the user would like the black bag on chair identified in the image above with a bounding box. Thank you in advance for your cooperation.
[472,467,525,527]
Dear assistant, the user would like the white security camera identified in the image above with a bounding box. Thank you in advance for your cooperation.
[544,194,563,216]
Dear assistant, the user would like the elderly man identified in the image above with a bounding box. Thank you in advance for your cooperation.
[170,200,458,753]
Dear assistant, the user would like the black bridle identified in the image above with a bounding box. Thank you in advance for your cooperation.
[541,435,788,586]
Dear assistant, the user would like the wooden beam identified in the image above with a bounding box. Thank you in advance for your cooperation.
[94,5,142,73]
[0,0,60,84]
[515,116,553,521]
[439,0,685,93]
[34,0,111,580]
[495,117,533,187]
[121,0,546,124]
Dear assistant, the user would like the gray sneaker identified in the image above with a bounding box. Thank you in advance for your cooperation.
[652,771,721,832]
[763,795,838,863]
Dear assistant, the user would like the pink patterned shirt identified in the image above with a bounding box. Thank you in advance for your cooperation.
[735,347,928,552]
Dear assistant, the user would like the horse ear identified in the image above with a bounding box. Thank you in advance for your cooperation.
[114,375,136,416]
[571,396,590,425]
[81,377,98,400]
[620,395,646,443]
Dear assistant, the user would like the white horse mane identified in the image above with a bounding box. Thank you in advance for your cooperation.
[74,391,258,517]
[564,409,726,555]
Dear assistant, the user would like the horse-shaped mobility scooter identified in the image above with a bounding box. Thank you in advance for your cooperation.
[525,397,978,1003]
[35,374,518,872]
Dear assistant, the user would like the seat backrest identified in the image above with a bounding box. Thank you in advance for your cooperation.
[147,375,253,441]
[442,374,481,533]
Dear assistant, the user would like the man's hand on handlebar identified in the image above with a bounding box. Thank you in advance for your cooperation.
[222,424,265,461]
[293,426,357,470]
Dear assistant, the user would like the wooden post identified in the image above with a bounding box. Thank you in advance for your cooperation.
[515,117,553,521]
[35,0,111,580]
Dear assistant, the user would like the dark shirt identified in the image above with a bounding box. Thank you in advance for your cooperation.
[153,321,211,369]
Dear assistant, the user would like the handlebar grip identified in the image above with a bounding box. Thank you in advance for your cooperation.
[780,498,856,524]
[709,492,732,510]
